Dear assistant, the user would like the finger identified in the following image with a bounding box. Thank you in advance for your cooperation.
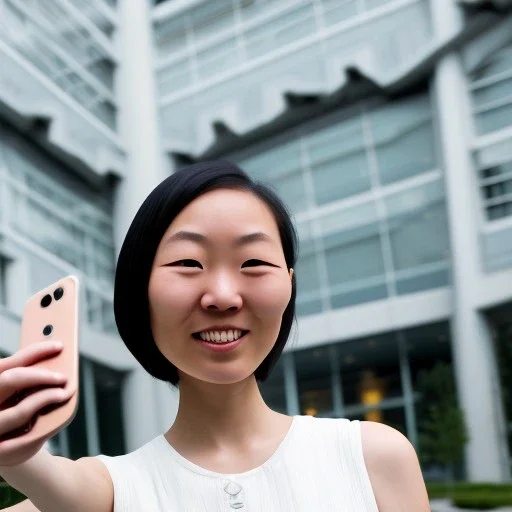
[0,342,64,373]
[0,386,74,438]
[0,367,67,405]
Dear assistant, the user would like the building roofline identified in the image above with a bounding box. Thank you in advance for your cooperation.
[173,7,510,163]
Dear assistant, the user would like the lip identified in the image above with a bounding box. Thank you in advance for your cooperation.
[193,335,246,353]
[194,324,247,333]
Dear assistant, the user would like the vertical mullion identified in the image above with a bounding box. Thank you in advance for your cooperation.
[82,358,101,456]
[397,332,417,447]
[283,352,300,416]
[329,344,345,417]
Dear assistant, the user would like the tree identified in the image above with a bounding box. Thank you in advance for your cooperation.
[416,361,469,484]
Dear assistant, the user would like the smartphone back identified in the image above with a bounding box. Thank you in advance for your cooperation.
[18,275,79,443]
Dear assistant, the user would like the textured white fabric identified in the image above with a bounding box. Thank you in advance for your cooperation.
[96,415,379,511]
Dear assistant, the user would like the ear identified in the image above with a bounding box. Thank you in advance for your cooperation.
[289,268,294,281]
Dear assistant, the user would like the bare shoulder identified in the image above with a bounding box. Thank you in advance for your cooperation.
[72,456,114,512]
[360,421,431,512]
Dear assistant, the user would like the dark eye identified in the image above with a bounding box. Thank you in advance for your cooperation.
[242,259,272,268]
[169,259,203,269]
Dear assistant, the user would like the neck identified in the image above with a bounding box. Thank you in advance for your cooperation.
[168,374,285,449]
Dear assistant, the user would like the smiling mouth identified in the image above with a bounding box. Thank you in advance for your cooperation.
[192,329,249,344]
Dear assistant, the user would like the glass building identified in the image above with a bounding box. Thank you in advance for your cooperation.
[0,0,511,482]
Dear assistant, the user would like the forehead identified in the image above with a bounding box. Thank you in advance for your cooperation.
[164,188,280,238]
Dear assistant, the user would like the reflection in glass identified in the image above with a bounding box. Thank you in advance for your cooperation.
[295,346,333,417]
[259,359,287,414]
[339,334,402,422]
[94,362,126,456]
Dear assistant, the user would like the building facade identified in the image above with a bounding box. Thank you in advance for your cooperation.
[0,0,511,483]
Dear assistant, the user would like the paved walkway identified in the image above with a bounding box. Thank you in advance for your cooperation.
[430,499,512,511]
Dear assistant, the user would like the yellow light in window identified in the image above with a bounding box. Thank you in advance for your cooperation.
[304,407,318,416]
[361,389,383,406]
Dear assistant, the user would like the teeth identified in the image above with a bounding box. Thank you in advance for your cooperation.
[198,330,244,344]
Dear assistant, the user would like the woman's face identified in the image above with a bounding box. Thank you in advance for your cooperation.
[148,188,293,385]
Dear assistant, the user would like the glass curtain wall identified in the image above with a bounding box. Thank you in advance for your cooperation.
[0,123,116,333]
[53,357,126,459]
[1,0,118,129]
[235,92,450,316]
[470,42,512,221]
[154,0,398,96]
[469,41,512,272]
[488,303,512,473]
[259,321,454,457]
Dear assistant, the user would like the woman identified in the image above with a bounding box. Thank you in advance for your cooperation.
[0,161,431,511]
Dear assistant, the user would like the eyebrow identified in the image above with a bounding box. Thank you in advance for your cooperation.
[163,230,274,248]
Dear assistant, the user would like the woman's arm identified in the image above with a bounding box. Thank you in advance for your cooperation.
[2,499,40,511]
[1,449,113,512]
[361,421,431,512]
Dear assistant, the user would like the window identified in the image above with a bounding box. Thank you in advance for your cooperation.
[244,3,316,60]
[370,96,436,185]
[234,92,445,315]
[259,359,287,414]
[385,179,450,294]
[470,44,512,135]
[242,139,307,213]
[2,1,117,129]
[276,322,455,448]
[317,201,387,308]
[94,362,126,456]
[295,346,333,417]
[480,161,512,221]
[295,238,323,316]
[2,130,116,288]
[307,117,370,205]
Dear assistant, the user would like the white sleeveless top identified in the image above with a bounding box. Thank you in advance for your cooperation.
[97,416,379,511]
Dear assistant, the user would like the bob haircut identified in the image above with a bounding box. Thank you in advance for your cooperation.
[114,160,298,385]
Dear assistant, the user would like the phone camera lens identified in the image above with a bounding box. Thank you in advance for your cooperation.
[53,287,64,301]
[40,295,52,308]
[43,325,53,336]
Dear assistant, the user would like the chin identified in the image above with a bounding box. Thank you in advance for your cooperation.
[184,367,257,386]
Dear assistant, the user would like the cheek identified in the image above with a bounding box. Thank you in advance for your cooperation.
[148,274,196,330]
[249,276,292,318]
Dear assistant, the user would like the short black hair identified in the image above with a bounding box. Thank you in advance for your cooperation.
[114,160,298,385]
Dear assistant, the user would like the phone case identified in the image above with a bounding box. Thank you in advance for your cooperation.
[14,275,80,443]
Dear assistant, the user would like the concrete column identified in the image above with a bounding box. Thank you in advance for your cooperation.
[283,353,300,416]
[121,367,160,451]
[329,344,345,417]
[114,0,167,250]
[154,379,180,431]
[82,359,101,455]
[431,0,510,482]
[114,0,176,451]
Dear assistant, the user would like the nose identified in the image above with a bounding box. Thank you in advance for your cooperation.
[200,271,243,312]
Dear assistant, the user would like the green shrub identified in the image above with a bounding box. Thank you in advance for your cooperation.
[453,490,512,509]
[426,482,512,508]
[0,482,26,509]
[427,482,512,495]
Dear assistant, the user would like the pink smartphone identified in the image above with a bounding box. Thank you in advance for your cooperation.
[11,275,80,443]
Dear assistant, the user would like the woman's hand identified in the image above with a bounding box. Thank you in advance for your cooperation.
[0,342,74,467]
